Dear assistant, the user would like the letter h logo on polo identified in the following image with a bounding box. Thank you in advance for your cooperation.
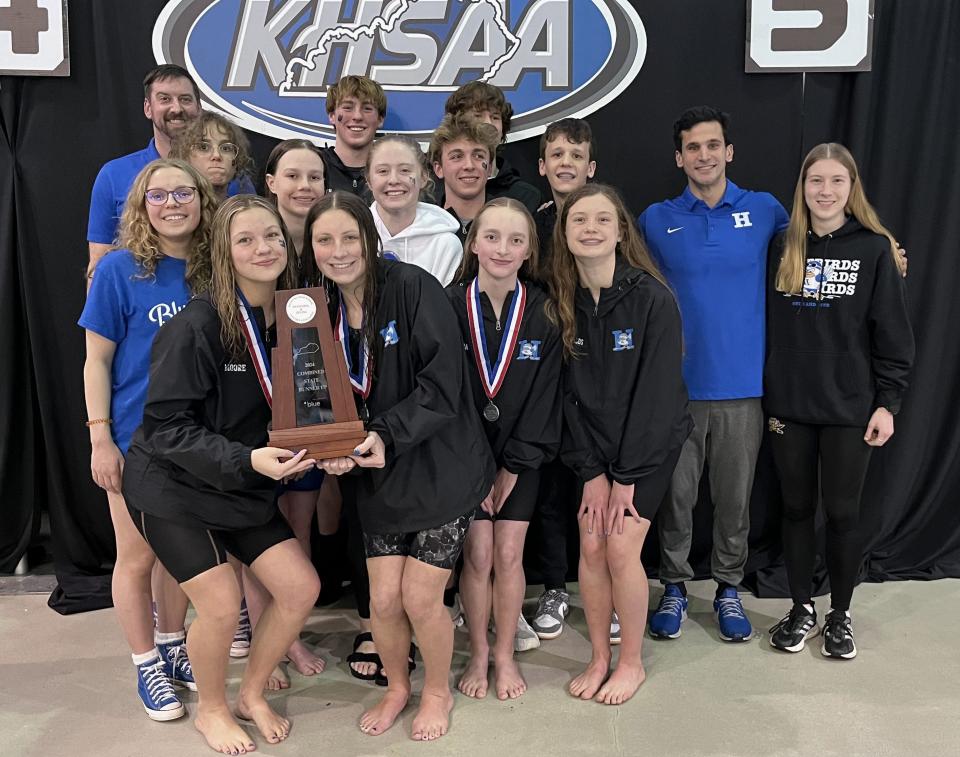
[380,320,399,347]
[731,211,753,229]
[517,340,541,361]
[611,329,634,352]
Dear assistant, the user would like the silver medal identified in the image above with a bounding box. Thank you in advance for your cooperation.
[483,401,500,422]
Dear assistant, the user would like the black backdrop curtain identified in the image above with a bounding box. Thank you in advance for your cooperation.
[1,1,957,611]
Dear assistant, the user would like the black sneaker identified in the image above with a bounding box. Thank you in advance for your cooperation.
[769,603,819,653]
[821,610,857,659]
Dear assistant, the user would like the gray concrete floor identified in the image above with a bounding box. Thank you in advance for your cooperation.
[1,579,958,757]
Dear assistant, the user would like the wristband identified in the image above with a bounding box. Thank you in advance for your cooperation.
[85,418,112,427]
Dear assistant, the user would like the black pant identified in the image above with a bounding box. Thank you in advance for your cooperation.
[533,459,576,591]
[769,420,872,612]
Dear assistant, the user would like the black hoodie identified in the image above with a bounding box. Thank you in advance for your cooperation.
[321,146,370,199]
[764,218,914,425]
[561,258,693,484]
[446,280,562,472]
[337,260,495,533]
[486,155,542,215]
[122,294,278,530]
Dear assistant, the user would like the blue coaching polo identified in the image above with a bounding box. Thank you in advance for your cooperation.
[638,180,788,400]
[87,139,256,245]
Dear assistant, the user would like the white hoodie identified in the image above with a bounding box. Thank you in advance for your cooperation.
[371,202,464,286]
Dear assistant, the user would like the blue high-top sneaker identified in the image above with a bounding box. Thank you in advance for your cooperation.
[157,637,198,691]
[136,656,185,721]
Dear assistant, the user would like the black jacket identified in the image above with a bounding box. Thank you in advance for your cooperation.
[764,219,914,425]
[338,260,495,533]
[322,146,370,199]
[561,258,693,484]
[122,295,278,529]
[534,201,558,273]
[486,156,542,215]
[446,280,562,472]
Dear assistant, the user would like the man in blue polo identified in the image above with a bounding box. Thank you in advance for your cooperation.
[638,106,788,642]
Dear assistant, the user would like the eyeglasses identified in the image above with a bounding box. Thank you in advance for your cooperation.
[192,140,239,158]
[144,186,197,206]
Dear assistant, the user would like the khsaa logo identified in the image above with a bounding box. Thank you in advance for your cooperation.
[153,0,646,143]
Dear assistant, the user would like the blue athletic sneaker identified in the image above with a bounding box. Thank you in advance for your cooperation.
[714,587,753,642]
[158,639,198,691]
[136,656,185,721]
[649,584,688,638]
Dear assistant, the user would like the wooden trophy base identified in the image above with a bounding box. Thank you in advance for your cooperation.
[270,421,368,460]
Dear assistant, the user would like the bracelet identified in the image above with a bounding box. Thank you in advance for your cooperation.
[85,418,112,427]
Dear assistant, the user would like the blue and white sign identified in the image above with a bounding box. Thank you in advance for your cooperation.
[153,0,646,143]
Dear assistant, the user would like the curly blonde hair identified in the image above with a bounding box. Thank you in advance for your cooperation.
[117,158,216,293]
[209,195,300,359]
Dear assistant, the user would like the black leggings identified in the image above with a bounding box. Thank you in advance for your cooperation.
[768,420,872,612]
[339,478,371,620]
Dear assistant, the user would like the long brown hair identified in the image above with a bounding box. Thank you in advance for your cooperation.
[776,143,901,294]
[209,195,299,358]
[118,158,215,292]
[304,192,382,352]
[548,183,669,357]
[456,197,539,283]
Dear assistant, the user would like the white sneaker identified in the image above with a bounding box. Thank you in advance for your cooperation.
[514,614,541,652]
[610,612,621,645]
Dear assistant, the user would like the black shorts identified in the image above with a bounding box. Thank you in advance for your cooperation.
[128,505,295,583]
[577,447,682,521]
[475,468,540,522]
[363,510,474,570]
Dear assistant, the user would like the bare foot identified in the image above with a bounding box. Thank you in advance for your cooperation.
[594,662,645,705]
[235,691,290,744]
[494,656,526,700]
[457,653,489,699]
[568,658,609,700]
[264,664,289,691]
[195,707,256,755]
[349,637,379,679]
[287,639,325,676]
[411,689,454,741]
[359,688,410,736]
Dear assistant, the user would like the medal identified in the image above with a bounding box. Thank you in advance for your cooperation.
[360,404,370,423]
[466,278,525,423]
[237,289,272,406]
[335,297,372,401]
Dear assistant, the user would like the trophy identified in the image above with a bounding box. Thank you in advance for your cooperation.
[269,288,367,459]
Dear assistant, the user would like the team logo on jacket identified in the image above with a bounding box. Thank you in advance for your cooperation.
[152,1,646,143]
[381,320,399,346]
[800,258,860,299]
[611,329,634,351]
[517,340,541,361]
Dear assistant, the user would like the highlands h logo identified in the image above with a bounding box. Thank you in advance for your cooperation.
[153,1,647,143]
[732,211,753,229]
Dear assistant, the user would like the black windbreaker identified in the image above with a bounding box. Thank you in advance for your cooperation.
[764,218,914,425]
[561,258,693,484]
[534,201,558,274]
[446,280,562,472]
[337,260,495,533]
[321,146,370,199]
[122,294,278,530]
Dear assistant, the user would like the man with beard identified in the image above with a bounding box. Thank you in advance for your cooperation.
[86,65,251,276]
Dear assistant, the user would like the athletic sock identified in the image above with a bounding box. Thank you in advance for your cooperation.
[132,648,161,666]
[674,582,688,598]
[715,581,735,598]
[155,630,186,645]
[802,603,814,614]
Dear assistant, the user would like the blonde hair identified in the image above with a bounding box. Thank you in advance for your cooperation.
[548,184,669,358]
[209,195,299,358]
[457,198,539,283]
[366,134,436,202]
[117,158,216,293]
[776,143,901,293]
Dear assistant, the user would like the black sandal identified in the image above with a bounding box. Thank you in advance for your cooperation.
[375,643,417,687]
[346,632,381,682]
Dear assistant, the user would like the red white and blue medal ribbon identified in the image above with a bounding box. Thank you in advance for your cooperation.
[237,289,272,407]
[335,296,371,400]
[466,278,525,419]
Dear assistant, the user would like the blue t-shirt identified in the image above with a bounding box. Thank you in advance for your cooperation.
[78,251,191,454]
[639,180,789,400]
[86,138,257,245]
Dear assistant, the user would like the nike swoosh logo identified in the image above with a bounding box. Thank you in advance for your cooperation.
[667,226,684,234]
